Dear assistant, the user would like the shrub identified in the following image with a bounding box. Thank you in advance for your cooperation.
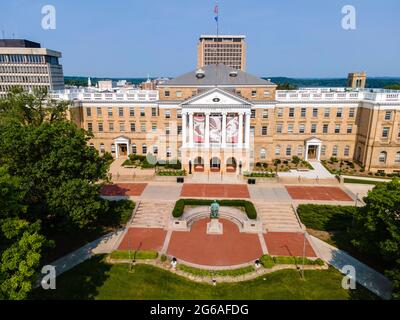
[171,199,257,219]
[160,254,167,262]
[260,255,275,268]
[178,264,255,277]
[157,169,186,176]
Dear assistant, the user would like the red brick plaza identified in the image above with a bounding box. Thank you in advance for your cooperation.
[181,183,250,198]
[118,220,317,267]
[285,186,353,201]
[100,183,147,196]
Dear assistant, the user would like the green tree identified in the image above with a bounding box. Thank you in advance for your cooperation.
[352,178,400,298]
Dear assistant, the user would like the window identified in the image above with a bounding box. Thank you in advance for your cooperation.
[87,122,93,132]
[324,108,330,118]
[251,109,256,118]
[130,123,136,132]
[260,148,266,160]
[153,145,158,155]
[312,108,318,117]
[321,145,326,156]
[140,107,145,117]
[261,126,268,135]
[166,147,172,158]
[395,152,400,163]
[379,151,387,163]
[151,107,157,117]
[344,146,350,157]
[275,146,281,156]
[109,122,114,132]
[311,124,317,134]
[336,108,343,118]
[398,127,400,139]
[111,144,116,153]
[152,124,157,133]
[299,124,305,134]
[141,123,146,132]
[177,110,182,119]
[332,146,338,157]
[142,144,147,154]
[262,109,268,118]
[177,125,182,135]
[288,124,293,134]
[382,127,390,139]
[323,124,329,134]
[385,111,392,121]
[129,107,135,117]
[176,91,182,98]
[131,144,137,154]
[100,143,105,154]
[89,144,94,149]
[289,108,295,118]
[277,108,283,117]
[118,107,124,117]
[165,125,170,135]
[349,108,355,118]
[276,124,283,134]
[264,91,270,97]
[97,107,102,116]
[286,145,292,157]
[297,145,303,156]
[165,90,170,97]
[251,90,257,97]
[98,123,103,132]
[108,107,113,116]
[119,123,125,132]
[301,108,306,118]
[347,125,353,134]
[335,124,340,134]
[165,109,171,119]
[86,107,92,117]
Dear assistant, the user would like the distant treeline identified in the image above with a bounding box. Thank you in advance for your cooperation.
[64,76,400,89]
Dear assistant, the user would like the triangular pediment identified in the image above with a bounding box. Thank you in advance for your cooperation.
[181,88,252,106]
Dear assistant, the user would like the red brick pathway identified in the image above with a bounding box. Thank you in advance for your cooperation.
[167,218,262,266]
[181,184,250,198]
[285,186,352,201]
[264,232,316,257]
[100,183,147,196]
[118,228,166,251]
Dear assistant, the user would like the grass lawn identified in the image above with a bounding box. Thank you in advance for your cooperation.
[344,178,383,185]
[32,255,378,300]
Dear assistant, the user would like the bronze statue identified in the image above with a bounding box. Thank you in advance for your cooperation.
[210,200,220,219]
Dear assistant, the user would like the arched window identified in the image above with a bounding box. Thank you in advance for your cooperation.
[321,145,326,156]
[260,148,266,160]
[111,143,116,153]
[379,151,387,163]
[297,145,303,156]
[286,145,292,157]
[131,144,137,154]
[89,143,94,148]
[99,143,105,154]
[142,144,147,155]
[395,152,400,163]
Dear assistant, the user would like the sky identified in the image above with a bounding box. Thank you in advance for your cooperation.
[1,0,399,78]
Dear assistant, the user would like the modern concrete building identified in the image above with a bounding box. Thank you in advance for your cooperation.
[197,35,246,71]
[0,39,64,96]
[55,63,400,174]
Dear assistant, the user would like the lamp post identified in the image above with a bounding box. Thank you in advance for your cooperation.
[301,231,306,280]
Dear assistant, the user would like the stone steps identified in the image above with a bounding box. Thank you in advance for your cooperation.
[255,202,302,232]
[130,201,173,228]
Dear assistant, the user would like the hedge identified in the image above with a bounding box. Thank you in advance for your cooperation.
[110,250,158,260]
[260,255,324,268]
[172,199,257,220]
[177,264,255,277]
[297,204,357,231]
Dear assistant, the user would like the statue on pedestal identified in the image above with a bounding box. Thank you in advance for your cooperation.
[210,200,220,219]
[207,200,223,235]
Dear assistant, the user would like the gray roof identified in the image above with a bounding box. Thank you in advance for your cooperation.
[160,64,276,87]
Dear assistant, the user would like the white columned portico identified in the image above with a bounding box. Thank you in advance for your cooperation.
[182,112,187,147]
[244,112,250,148]
[188,112,194,148]
[205,112,210,147]
[304,137,323,161]
[238,112,244,148]
[221,112,227,148]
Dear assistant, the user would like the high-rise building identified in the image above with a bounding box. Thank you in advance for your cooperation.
[197,35,246,71]
[0,39,64,96]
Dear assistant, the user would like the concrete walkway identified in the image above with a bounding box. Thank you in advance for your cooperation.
[310,235,393,300]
